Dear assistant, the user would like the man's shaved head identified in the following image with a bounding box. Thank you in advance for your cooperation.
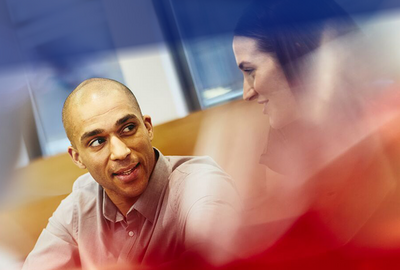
[62,78,142,146]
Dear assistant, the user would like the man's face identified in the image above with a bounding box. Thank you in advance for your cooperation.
[67,86,156,208]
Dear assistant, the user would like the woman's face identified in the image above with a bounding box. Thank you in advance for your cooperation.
[233,36,300,129]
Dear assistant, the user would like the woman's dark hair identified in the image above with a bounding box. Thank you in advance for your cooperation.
[234,0,357,89]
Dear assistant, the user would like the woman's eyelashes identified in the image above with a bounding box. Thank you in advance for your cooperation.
[243,68,255,74]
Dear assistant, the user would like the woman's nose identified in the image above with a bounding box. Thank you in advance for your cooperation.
[243,78,258,101]
[243,87,258,101]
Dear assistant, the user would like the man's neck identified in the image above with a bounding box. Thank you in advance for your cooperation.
[106,191,138,217]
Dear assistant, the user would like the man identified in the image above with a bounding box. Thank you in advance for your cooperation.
[23,78,240,270]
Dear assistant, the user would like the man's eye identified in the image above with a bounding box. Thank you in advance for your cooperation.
[89,138,105,147]
[122,124,135,133]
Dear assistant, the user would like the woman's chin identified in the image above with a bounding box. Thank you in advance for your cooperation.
[269,117,298,130]
[269,118,283,130]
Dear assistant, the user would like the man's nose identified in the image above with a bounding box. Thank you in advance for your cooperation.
[110,136,131,161]
[243,79,258,101]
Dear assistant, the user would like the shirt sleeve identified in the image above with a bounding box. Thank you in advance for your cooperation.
[22,194,80,270]
[180,167,242,265]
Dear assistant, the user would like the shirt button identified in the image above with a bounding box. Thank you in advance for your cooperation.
[128,231,134,237]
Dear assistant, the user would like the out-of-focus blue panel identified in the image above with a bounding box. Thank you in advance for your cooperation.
[0,0,170,69]
[102,0,165,48]
[6,0,82,24]
[168,0,248,40]
[3,0,169,69]
[7,0,114,66]
[0,0,23,67]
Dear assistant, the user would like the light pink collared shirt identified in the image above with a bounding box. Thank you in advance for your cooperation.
[23,149,239,269]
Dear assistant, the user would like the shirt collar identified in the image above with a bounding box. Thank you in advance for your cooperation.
[102,148,171,223]
[103,189,125,223]
[133,148,170,223]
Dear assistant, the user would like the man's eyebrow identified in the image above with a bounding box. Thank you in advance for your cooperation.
[80,129,104,143]
[115,114,138,127]
[79,115,138,143]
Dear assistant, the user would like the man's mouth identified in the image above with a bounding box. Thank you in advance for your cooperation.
[113,163,140,182]
[118,167,135,175]
[113,163,140,175]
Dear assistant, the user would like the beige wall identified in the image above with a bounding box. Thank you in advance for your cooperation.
[117,45,188,126]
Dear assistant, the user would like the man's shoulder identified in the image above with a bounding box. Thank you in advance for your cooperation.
[167,155,224,175]
[163,155,240,219]
[72,172,98,191]
[49,173,99,229]
[60,173,99,208]
[165,155,236,195]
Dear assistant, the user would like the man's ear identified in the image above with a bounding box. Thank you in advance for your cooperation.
[68,146,86,169]
[143,115,154,141]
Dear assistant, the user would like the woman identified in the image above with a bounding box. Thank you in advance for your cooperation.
[232,0,362,175]
[231,0,400,267]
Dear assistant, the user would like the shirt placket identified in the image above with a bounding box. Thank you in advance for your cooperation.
[117,210,143,264]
